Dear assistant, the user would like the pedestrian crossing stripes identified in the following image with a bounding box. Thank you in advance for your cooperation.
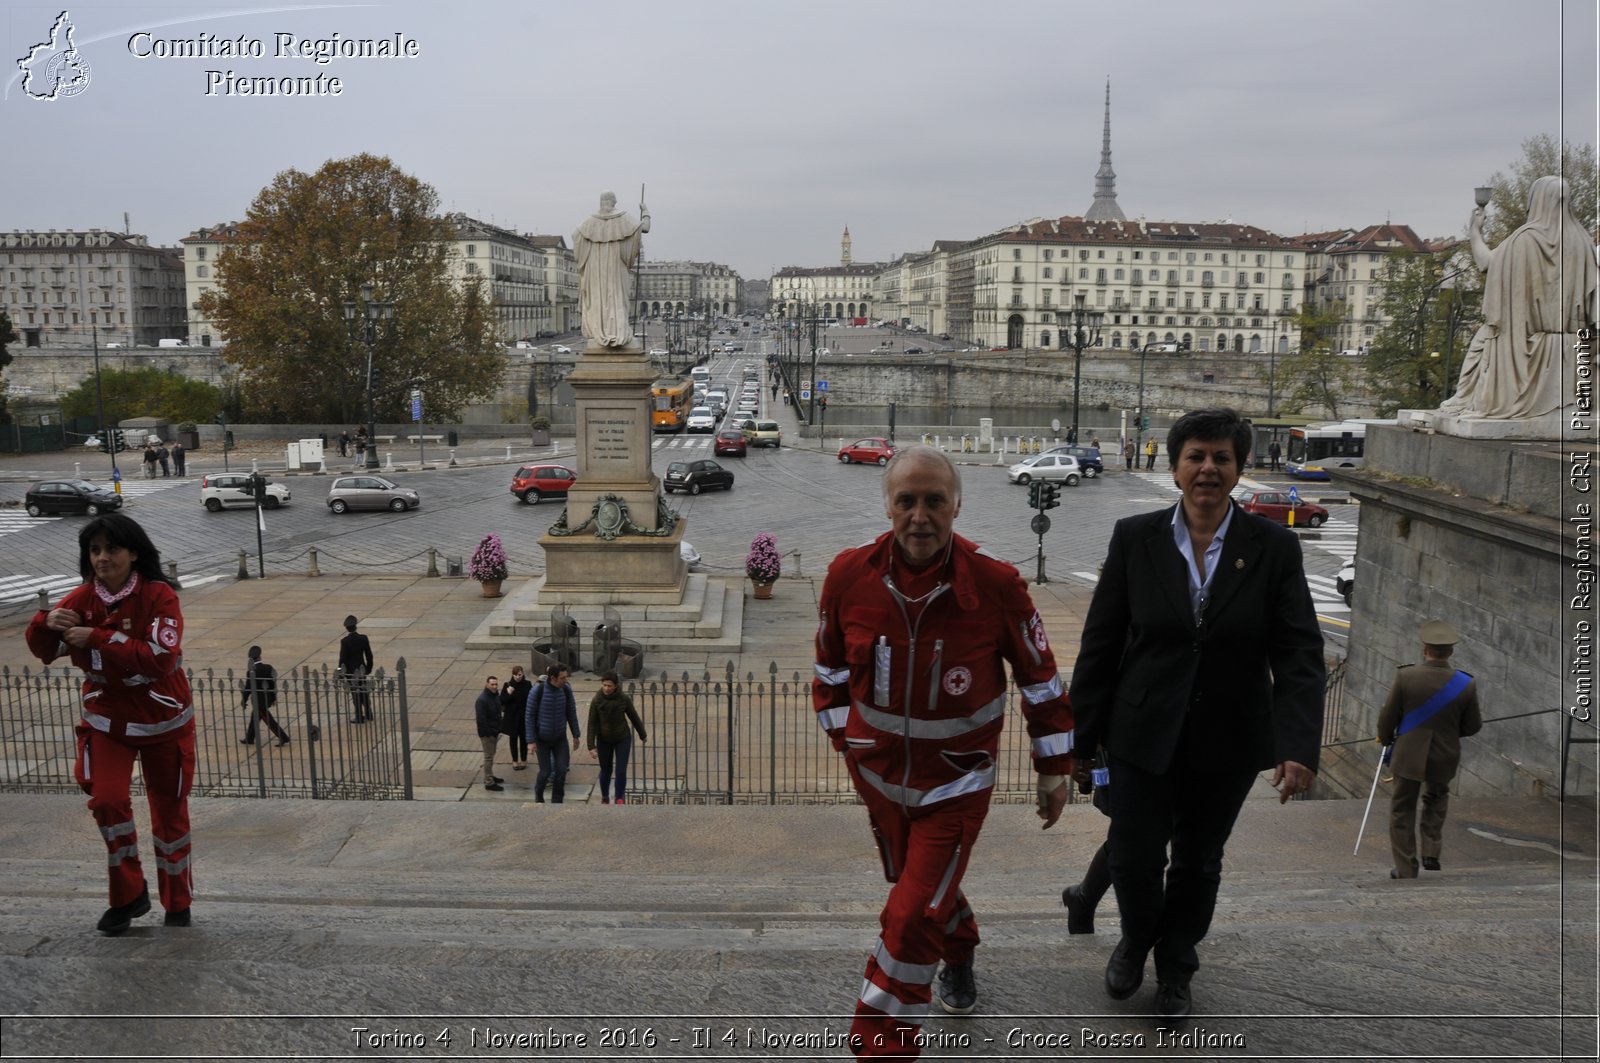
[0,573,80,607]
[652,436,714,450]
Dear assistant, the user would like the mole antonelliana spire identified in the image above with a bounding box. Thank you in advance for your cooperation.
[1084,78,1126,223]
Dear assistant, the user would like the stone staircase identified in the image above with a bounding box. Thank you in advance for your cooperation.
[0,793,1592,1060]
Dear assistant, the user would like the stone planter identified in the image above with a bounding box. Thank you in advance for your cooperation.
[530,429,551,446]
[751,579,775,600]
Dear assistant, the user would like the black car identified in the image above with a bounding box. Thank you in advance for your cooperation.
[1043,444,1105,478]
[663,459,734,495]
[25,479,124,517]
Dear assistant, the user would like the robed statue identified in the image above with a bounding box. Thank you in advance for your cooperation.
[1439,175,1596,423]
[574,190,650,349]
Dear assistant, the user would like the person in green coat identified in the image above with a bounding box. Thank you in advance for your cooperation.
[586,671,647,804]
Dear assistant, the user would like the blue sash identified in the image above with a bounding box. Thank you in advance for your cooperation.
[1396,670,1471,737]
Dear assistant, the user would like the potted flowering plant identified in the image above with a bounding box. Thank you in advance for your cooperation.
[469,532,508,597]
[745,533,781,598]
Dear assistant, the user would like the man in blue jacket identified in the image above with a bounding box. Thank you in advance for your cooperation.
[525,665,580,803]
[474,675,503,792]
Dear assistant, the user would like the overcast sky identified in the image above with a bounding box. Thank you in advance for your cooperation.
[3,0,1595,278]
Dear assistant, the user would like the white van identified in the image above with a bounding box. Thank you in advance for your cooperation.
[158,338,188,348]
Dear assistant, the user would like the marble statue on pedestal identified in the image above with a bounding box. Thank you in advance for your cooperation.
[573,191,650,349]
[1436,176,1596,426]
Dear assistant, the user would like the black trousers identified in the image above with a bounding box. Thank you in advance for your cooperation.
[1107,753,1256,981]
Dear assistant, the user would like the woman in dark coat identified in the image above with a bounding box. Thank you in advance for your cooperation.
[499,665,532,771]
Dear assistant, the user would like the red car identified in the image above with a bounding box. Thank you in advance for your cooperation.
[1236,488,1328,527]
[838,437,897,466]
[510,463,576,504]
[714,429,748,457]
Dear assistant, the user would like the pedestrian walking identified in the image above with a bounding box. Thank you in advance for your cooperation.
[339,615,374,722]
[354,430,368,465]
[1377,620,1482,879]
[339,431,350,458]
[239,645,290,747]
[586,671,647,804]
[500,665,532,772]
[813,445,1074,1053]
[1268,439,1282,472]
[1144,437,1158,470]
[171,442,186,477]
[156,443,171,477]
[1122,439,1134,470]
[525,664,580,803]
[475,675,504,792]
[24,513,197,933]
[142,445,158,479]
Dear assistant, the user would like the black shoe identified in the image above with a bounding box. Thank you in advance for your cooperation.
[1105,938,1146,1000]
[534,793,545,803]
[512,764,527,771]
[275,736,290,747]
[1062,884,1095,935]
[484,782,504,792]
[1153,978,1192,1024]
[97,885,151,935]
[935,961,978,1016]
[163,908,191,927]
[1422,857,1441,871]
[240,738,255,745]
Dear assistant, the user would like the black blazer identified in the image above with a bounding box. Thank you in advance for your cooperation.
[339,630,373,677]
[1069,502,1326,775]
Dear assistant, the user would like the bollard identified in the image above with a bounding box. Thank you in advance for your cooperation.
[505,443,513,461]
[385,452,394,470]
[318,459,328,475]
[165,561,178,583]
[793,549,802,578]
[237,549,250,580]
[74,461,81,479]
[426,546,439,578]
[37,588,50,611]
[308,547,321,578]
[449,448,458,468]
[251,458,260,474]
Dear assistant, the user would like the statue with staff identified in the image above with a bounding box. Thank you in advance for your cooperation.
[573,189,650,349]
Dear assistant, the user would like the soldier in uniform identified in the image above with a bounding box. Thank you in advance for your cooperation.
[1377,620,1482,879]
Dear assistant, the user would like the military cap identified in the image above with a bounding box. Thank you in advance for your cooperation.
[1419,620,1459,646]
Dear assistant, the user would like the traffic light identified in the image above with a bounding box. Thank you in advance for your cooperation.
[819,395,828,409]
[99,428,126,453]
[1040,481,1061,510]
[1027,481,1041,508]
[1139,415,1150,431]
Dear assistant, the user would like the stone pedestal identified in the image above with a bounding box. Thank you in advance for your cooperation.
[1397,407,1566,440]
[538,345,687,603]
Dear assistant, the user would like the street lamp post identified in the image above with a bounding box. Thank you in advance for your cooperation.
[1056,299,1104,445]
[1270,317,1288,417]
[90,325,118,480]
[343,282,394,472]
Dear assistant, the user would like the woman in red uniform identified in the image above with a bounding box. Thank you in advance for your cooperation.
[26,513,195,935]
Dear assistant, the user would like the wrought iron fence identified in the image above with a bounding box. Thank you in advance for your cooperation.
[1321,656,1348,747]
[0,660,413,800]
[622,663,1079,807]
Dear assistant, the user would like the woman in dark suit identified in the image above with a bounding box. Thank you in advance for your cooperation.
[1069,407,1325,1024]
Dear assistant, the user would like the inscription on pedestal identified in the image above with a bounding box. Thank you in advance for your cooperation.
[584,407,639,480]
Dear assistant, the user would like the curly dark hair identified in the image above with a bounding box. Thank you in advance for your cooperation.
[1165,407,1253,469]
[77,512,177,587]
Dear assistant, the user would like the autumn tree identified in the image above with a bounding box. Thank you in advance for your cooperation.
[1270,304,1355,420]
[199,154,503,424]
[1363,248,1483,415]
[1480,134,1596,245]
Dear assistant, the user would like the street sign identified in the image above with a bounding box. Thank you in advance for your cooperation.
[1288,485,1300,504]
[1030,513,1051,536]
[818,380,829,392]
[411,396,423,422]
[800,389,812,401]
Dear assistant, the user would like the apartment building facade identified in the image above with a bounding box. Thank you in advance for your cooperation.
[1,229,186,349]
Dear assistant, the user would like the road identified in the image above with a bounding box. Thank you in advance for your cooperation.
[0,361,1354,656]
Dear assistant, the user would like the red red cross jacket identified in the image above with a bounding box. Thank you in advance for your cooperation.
[26,577,193,743]
[813,532,1074,810]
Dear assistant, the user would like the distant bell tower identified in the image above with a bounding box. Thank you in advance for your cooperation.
[841,226,852,266]
[1084,78,1127,223]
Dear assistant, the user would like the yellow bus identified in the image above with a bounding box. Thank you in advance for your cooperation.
[651,378,693,433]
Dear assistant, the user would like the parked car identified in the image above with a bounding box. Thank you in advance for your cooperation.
[1236,488,1328,527]
[648,347,668,357]
[745,420,782,447]
[534,329,557,339]
[1042,444,1105,477]
[714,429,748,457]
[686,406,717,433]
[1007,453,1082,487]
[838,437,897,466]
[663,459,734,495]
[200,473,291,511]
[510,464,576,504]
[904,345,923,354]
[1336,559,1355,605]
[24,479,123,517]
[552,345,573,354]
[327,475,420,513]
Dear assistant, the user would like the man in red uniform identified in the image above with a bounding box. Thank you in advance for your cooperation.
[26,514,196,934]
[814,445,1075,1059]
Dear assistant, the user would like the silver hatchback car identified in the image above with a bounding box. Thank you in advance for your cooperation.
[327,475,420,513]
